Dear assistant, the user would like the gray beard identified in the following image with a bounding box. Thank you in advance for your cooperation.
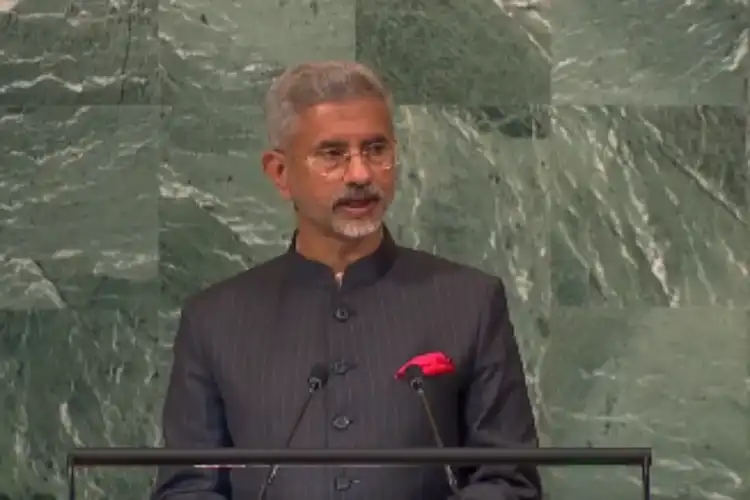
[331,217,382,239]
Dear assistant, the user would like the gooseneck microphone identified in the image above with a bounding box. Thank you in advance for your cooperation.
[257,362,331,500]
[404,365,460,495]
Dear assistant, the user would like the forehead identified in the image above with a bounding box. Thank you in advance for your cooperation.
[293,98,393,146]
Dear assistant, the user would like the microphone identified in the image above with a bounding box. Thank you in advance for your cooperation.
[404,364,460,495]
[257,362,331,500]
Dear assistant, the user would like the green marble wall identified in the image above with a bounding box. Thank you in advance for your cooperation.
[0,0,747,499]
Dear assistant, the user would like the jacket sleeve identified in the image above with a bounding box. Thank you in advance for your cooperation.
[453,280,543,500]
[151,301,233,500]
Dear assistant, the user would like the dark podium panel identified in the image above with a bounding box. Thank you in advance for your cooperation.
[66,447,652,500]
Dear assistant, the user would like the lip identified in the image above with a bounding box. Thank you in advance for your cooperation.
[336,199,379,217]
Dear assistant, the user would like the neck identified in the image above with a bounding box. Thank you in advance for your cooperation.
[294,225,384,274]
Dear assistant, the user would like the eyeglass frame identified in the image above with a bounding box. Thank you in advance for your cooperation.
[275,138,398,180]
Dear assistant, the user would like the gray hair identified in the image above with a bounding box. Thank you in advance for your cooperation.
[264,60,393,149]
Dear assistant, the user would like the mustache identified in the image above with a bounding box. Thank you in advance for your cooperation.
[332,185,384,207]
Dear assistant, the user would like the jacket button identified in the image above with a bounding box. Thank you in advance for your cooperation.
[334,476,357,491]
[332,415,352,430]
[333,306,350,322]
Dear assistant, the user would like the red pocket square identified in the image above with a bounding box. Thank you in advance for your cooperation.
[395,351,455,379]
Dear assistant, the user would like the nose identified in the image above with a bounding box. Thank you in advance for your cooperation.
[342,153,374,184]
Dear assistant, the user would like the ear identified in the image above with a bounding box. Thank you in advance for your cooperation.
[261,149,292,200]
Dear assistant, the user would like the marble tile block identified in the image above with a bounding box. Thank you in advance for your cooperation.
[539,307,748,500]
[550,105,749,307]
[159,104,295,305]
[157,0,355,105]
[355,0,551,105]
[0,105,160,309]
[0,304,168,500]
[551,0,749,105]
[0,0,159,105]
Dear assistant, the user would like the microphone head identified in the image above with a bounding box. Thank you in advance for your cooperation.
[405,364,424,391]
[307,362,330,391]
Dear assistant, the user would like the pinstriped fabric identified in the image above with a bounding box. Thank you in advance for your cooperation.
[152,230,542,500]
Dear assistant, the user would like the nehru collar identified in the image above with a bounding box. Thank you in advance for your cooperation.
[286,226,399,290]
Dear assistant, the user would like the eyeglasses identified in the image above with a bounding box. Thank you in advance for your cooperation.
[307,142,396,179]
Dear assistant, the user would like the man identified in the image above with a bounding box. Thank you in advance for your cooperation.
[152,60,542,500]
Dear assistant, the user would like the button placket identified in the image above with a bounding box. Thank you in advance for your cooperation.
[333,306,350,322]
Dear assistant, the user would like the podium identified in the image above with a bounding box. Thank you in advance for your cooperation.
[67,447,652,499]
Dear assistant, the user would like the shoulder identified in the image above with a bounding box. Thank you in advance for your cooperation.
[180,253,291,321]
[395,246,506,299]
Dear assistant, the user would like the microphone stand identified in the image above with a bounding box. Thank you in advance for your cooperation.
[257,370,328,500]
[409,376,460,495]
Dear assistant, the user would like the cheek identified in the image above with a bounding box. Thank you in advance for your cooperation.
[288,176,338,209]
[285,169,311,198]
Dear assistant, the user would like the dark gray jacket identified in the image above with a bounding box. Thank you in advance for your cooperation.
[152,230,542,500]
